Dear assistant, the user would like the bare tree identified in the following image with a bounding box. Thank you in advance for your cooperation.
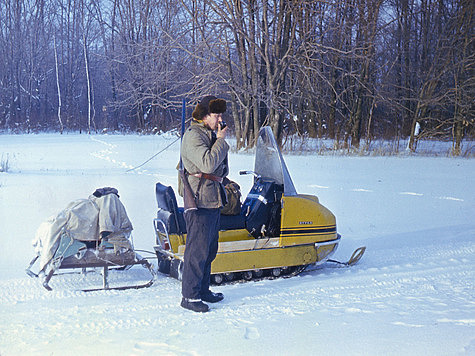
[450,0,474,155]
[54,34,64,133]
[407,0,474,153]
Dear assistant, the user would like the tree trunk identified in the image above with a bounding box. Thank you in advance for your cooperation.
[83,32,93,134]
[54,35,64,134]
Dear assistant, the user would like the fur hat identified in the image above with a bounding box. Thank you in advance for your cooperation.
[192,95,227,121]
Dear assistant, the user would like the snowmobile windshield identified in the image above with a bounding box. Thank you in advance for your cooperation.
[254,127,297,196]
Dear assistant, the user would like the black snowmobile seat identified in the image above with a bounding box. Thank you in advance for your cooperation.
[220,213,246,231]
[155,183,187,234]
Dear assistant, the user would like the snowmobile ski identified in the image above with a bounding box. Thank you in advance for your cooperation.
[327,246,366,266]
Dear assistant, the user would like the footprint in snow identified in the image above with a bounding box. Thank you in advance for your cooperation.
[399,192,423,196]
[244,326,260,340]
[309,184,329,189]
[438,196,464,202]
[392,321,424,328]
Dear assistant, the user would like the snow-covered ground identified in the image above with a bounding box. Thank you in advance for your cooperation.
[0,133,474,356]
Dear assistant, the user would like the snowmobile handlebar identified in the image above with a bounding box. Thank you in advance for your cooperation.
[239,170,261,179]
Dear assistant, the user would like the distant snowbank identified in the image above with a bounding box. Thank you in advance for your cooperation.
[281,135,475,157]
[2,131,473,157]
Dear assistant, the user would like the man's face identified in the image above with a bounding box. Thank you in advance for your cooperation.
[204,113,223,131]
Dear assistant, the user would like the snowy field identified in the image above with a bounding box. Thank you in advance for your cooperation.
[0,133,474,356]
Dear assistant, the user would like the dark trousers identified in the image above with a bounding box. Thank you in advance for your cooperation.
[182,208,220,300]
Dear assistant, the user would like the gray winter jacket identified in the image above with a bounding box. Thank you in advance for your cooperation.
[180,121,229,209]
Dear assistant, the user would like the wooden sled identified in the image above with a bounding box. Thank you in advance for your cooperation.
[27,233,156,292]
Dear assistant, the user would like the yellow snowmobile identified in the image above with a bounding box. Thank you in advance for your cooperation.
[153,127,365,283]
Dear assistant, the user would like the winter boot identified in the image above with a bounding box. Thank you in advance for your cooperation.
[201,291,224,303]
[181,298,209,313]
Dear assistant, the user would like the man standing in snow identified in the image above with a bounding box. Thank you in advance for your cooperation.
[179,95,229,313]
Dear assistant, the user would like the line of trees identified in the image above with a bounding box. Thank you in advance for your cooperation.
[0,0,473,153]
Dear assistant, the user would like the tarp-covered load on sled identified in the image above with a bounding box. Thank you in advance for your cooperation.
[26,188,155,291]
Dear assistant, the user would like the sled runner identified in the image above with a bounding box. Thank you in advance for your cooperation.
[27,188,155,291]
[154,127,365,284]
